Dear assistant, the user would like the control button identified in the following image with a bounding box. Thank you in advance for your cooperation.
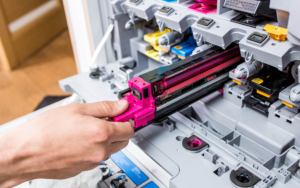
[264,24,287,41]
[247,32,268,44]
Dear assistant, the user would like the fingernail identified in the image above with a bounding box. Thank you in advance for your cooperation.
[118,100,128,108]
[129,119,135,128]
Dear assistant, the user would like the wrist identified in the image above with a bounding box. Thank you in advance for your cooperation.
[0,129,32,187]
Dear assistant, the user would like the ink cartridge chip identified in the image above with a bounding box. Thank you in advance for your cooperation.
[197,17,215,29]
[247,32,268,44]
[246,31,269,47]
[159,6,174,15]
[130,0,142,5]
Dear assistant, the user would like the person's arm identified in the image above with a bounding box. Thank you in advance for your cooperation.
[0,100,134,188]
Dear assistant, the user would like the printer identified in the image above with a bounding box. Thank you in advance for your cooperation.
[58,0,300,187]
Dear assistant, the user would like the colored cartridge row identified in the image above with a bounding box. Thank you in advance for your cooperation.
[144,29,198,62]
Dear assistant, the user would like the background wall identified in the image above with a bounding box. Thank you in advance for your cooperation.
[0,0,77,125]
[0,0,67,71]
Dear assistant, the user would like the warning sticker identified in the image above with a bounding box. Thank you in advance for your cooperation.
[252,78,264,84]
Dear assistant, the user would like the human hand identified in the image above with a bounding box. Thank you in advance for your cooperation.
[0,100,134,188]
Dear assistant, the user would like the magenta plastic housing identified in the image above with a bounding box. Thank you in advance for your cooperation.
[194,0,217,6]
[164,46,240,89]
[189,3,217,14]
[113,77,155,129]
[189,0,217,14]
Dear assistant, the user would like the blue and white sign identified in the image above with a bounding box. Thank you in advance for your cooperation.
[110,151,149,186]
[142,182,159,188]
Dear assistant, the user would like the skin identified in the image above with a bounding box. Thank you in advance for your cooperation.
[0,100,134,188]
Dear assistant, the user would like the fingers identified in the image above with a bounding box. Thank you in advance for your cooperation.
[110,121,134,142]
[109,140,129,155]
[81,100,129,118]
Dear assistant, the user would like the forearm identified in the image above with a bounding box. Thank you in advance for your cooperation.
[0,101,134,188]
[0,129,32,188]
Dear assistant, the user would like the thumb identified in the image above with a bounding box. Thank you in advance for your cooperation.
[81,100,129,118]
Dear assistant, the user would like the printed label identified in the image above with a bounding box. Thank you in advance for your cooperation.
[252,78,264,84]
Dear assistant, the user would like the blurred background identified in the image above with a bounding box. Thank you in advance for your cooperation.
[0,0,77,125]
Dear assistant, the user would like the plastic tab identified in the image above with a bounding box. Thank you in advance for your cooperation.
[178,55,187,59]
[264,24,287,41]
[171,36,198,58]
[144,29,171,45]
[113,77,156,129]
[282,101,294,108]
[151,43,169,52]
[145,50,159,61]
[257,90,272,98]
[233,79,242,85]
